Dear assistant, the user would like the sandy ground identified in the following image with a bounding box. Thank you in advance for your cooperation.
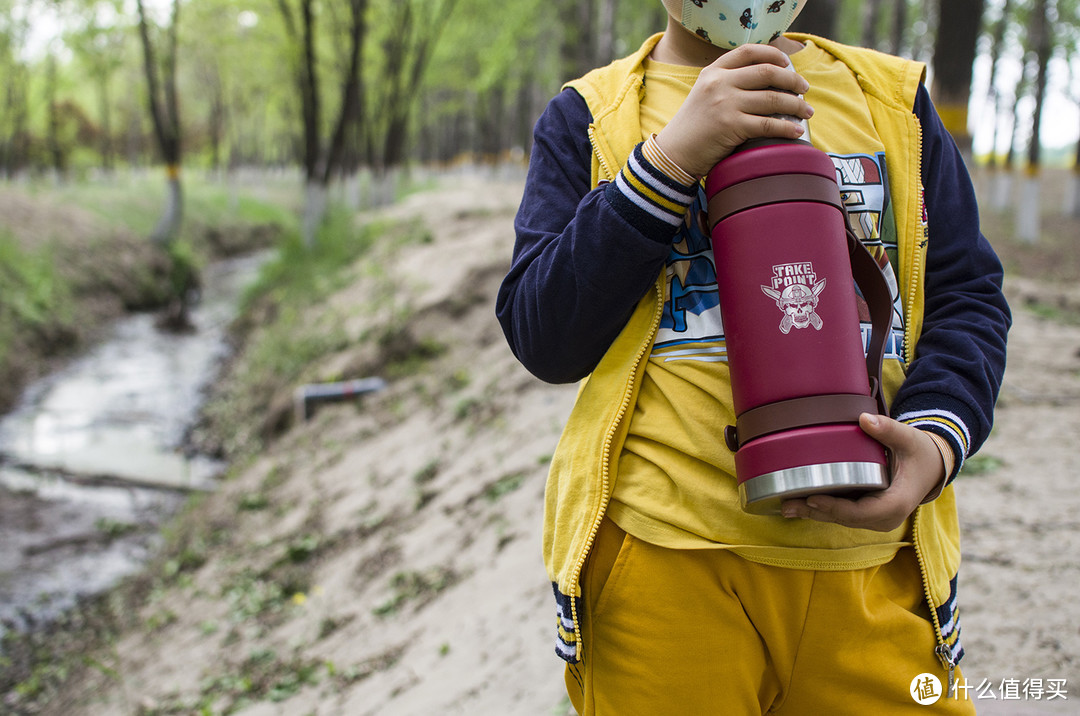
[41,172,1080,715]
[949,276,1080,715]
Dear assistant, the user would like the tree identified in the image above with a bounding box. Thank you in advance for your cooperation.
[1069,104,1080,217]
[64,0,127,171]
[276,0,368,243]
[1058,0,1080,217]
[560,0,595,81]
[861,0,886,49]
[930,0,985,156]
[790,0,841,38]
[0,1,32,177]
[135,0,196,331]
[984,0,1016,170]
[888,0,909,55]
[371,0,458,175]
[135,0,183,245]
[1016,0,1054,241]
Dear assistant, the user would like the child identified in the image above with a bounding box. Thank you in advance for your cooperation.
[496,1,1011,712]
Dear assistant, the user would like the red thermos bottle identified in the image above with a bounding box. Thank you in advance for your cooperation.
[704,135,893,514]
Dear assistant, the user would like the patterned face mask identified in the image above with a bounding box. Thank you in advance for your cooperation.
[661,0,806,49]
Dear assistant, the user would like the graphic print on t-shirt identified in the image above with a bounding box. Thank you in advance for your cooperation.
[652,152,907,365]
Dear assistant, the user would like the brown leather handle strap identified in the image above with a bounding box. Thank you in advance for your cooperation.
[724,393,879,452]
[845,222,892,417]
[707,173,844,230]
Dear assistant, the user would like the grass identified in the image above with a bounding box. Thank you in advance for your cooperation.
[43,170,301,245]
[960,454,1006,477]
[193,203,437,461]
[0,230,75,372]
[239,205,373,312]
[483,471,529,502]
[372,568,457,618]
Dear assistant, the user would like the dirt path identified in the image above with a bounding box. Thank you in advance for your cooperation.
[949,277,1080,714]
[29,173,1080,715]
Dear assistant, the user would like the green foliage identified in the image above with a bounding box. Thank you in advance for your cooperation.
[0,230,74,353]
[94,518,140,539]
[483,470,528,502]
[372,567,457,617]
[222,570,293,623]
[139,650,328,714]
[242,204,374,311]
[3,0,1078,177]
[237,492,271,511]
[284,534,322,564]
[412,459,440,485]
[960,454,1006,477]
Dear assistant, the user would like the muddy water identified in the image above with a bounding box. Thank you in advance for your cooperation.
[0,251,269,636]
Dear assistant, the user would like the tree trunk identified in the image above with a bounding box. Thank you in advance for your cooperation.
[97,70,115,172]
[154,169,184,247]
[136,0,184,244]
[1016,0,1052,242]
[993,93,1025,211]
[861,0,885,49]
[561,0,595,80]
[302,180,328,247]
[1068,114,1080,218]
[378,0,459,177]
[1066,164,1080,218]
[300,0,321,183]
[321,0,367,185]
[277,0,328,244]
[888,0,908,56]
[136,0,191,331]
[789,0,840,38]
[46,54,65,181]
[596,0,617,67]
[984,0,1013,170]
[930,0,984,158]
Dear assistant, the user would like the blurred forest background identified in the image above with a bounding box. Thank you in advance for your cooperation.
[1,0,1078,190]
[1,0,1076,393]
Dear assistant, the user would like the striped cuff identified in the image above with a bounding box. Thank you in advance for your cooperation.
[604,139,698,240]
[895,407,970,481]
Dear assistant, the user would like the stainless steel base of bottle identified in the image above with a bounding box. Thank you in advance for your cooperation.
[739,461,889,515]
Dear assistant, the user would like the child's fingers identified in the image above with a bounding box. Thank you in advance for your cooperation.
[781,490,913,532]
[712,43,793,71]
[711,46,810,94]
[736,88,814,120]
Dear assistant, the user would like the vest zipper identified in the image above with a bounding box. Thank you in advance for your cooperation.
[587,124,617,183]
[906,114,954,693]
[912,505,956,695]
[567,279,665,660]
[903,116,926,363]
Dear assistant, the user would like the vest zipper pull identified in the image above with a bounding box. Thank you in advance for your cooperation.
[935,643,956,696]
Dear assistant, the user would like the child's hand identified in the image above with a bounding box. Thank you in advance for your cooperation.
[653,44,814,179]
[780,414,948,532]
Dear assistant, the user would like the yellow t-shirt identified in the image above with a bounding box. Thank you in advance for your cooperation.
[608,41,911,570]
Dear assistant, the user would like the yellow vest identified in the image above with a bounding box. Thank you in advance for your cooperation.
[545,33,961,669]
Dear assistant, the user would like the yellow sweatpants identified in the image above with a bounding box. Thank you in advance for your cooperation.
[565,518,975,715]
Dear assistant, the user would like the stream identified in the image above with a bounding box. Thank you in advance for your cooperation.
[0,251,269,638]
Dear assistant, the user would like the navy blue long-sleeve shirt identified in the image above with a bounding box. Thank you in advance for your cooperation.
[496,83,1011,466]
